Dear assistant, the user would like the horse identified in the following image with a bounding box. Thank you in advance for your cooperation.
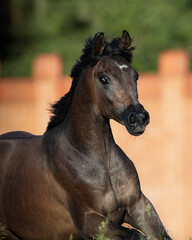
[0,31,172,240]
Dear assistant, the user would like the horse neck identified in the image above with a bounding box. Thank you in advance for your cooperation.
[64,69,114,155]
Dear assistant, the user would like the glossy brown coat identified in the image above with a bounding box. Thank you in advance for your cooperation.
[0,31,172,240]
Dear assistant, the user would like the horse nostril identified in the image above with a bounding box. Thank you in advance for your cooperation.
[128,111,150,126]
[128,112,138,126]
[143,111,150,125]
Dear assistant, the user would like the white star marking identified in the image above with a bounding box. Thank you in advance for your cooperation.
[118,64,128,70]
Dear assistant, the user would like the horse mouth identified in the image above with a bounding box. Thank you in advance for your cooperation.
[125,123,148,136]
[127,128,145,136]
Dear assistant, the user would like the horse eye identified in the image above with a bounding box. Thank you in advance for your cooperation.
[98,74,110,85]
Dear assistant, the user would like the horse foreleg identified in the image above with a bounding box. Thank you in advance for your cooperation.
[78,212,146,240]
[0,223,20,240]
[125,193,172,240]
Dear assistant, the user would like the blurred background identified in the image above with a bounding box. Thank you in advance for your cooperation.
[0,0,192,76]
[0,0,192,239]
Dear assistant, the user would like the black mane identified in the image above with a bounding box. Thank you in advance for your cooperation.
[46,33,135,131]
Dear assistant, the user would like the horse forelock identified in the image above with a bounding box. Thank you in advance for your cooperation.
[46,33,135,131]
[71,34,134,80]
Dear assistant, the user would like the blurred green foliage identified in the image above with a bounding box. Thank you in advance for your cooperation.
[0,0,192,76]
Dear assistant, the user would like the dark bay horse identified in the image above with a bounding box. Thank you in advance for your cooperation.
[0,31,172,240]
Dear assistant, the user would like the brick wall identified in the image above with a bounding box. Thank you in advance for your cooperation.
[0,51,192,239]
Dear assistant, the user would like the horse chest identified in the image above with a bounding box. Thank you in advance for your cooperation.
[77,169,125,222]
[58,153,119,213]
[78,166,121,215]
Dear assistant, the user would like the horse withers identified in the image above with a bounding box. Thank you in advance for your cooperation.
[0,31,172,240]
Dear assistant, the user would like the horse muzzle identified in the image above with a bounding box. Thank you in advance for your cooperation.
[123,104,150,136]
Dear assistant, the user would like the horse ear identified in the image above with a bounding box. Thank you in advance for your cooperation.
[120,30,131,51]
[93,32,105,56]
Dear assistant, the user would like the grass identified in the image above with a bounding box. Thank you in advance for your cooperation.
[0,225,7,240]
[1,220,191,240]
[94,218,110,240]
[0,221,110,240]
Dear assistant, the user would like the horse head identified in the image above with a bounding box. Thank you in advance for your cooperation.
[91,30,150,136]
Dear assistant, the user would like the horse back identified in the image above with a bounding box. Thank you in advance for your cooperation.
[0,131,40,169]
[0,131,42,187]
[0,131,38,139]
